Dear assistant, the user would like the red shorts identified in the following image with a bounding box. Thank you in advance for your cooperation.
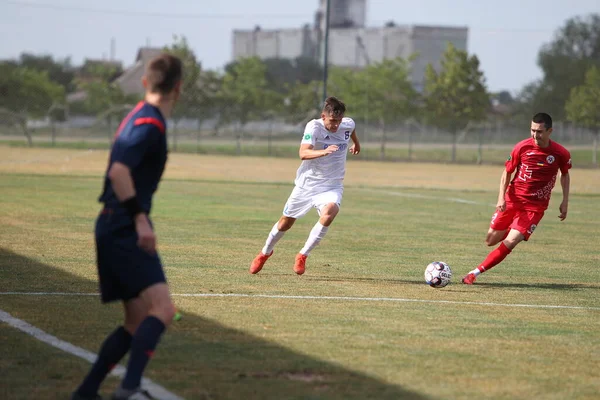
[489,206,545,241]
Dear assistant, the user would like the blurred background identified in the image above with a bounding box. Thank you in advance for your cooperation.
[1,0,598,166]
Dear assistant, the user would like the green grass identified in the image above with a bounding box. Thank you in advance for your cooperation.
[1,157,599,400]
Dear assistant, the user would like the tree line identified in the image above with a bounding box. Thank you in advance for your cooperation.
[1,14,598,163]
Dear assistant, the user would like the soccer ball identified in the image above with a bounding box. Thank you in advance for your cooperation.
[424,261,452,288]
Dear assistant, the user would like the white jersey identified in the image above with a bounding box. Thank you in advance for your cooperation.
[294,117,356,190]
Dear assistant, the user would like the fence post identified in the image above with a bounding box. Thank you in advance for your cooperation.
[406,120,413,161]
[268,118,273,157]
[477,122,488,165]
[379,119,386,161]
[196,121,201,154]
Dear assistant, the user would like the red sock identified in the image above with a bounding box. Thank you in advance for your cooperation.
[477,242,512,273]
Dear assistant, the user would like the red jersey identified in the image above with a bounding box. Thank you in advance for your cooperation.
[504,138,571,211]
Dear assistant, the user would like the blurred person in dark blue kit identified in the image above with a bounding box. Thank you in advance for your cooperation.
[71,53,183,400]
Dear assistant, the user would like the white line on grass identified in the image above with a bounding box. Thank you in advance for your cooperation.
[366,189,583,214]
[1,292,599,311]
[367,189,494,206]
[0,309,184,400]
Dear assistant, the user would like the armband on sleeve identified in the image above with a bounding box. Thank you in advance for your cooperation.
[122,196,144,218]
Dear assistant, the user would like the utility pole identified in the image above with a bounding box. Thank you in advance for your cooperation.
[321,0,331,103]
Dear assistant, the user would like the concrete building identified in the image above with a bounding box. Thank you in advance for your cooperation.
[232,0,468,91]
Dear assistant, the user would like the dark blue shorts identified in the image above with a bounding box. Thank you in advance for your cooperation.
[95,211,166,303]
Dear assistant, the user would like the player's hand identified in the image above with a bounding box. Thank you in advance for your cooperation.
[135,214,156,254]
[496,199,506,212]
[349,143,361,155]
[558,201,568,221]
[323,145,339,155]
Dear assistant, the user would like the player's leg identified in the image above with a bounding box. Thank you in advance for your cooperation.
[72,226,133,400]
[250,186,311,274]
[484,209,513,246]
[464,229,522,282]
[263,215,297,254]
[463,208,515,284]
[295,190,342,275]
[463,209,541,284]
[250,215,296,274]
[485,227,510,247]
[114,282,174,399]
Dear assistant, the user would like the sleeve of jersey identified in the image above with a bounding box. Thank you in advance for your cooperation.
[560,149,572,174]
[504,145,520,173]
[300,121,318,146]
[111,124,161,169]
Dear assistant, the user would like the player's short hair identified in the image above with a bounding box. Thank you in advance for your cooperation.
[145,53,183,95]
[322,96,346,118]
[532,112,553,129]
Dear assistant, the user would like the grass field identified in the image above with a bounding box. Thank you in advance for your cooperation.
[1,146,599,400]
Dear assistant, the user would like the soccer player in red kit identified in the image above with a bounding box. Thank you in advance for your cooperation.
[462,113,571,284]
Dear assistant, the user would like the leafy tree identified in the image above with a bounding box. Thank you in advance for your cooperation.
[76,63,138,139]
[0,63,65,146]
[362,58,419,160]
[81,65,137,108]
[281,80,321,124]
[492,91,515,106]
[524,14,600,119]
[424,43,490,162]
[220,57,281,152]
[227,56,322,94]
[164,35,218,150]
[565,65,600,166]
[19,53,76,93]
[263,57,322,92]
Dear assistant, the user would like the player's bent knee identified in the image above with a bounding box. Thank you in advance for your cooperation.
[146,297,175,326]
[320,203,339,220]
[150,302,175,326]
[485,237,499,246]
[278,216,296,231]
[139,283,174,323]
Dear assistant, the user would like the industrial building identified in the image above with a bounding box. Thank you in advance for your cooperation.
[232,0,468,90]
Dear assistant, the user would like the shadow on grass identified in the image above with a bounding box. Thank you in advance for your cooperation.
[473,281,600,290]
[0,248,429,400]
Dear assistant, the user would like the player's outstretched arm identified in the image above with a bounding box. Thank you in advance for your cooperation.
[108,162,156,253]
[299,143,338,160]
[349,129,360,155]
[559,172,570,221]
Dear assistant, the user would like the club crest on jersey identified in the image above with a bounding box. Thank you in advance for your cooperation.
[546,155,555,164]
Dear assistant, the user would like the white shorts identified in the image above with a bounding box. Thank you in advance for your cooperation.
[282,186,343,219]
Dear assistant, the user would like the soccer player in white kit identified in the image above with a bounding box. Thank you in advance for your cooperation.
[250,96,361,275]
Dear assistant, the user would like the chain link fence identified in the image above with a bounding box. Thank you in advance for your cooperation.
[1,105,598,167]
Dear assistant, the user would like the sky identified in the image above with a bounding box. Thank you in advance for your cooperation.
[1,0,598,93]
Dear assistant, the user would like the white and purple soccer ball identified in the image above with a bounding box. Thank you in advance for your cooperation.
[424,261,452,288]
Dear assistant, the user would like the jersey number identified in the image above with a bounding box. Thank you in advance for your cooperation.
[518,165,532,181]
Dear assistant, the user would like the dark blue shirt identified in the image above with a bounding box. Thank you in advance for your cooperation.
[99,101,168,218]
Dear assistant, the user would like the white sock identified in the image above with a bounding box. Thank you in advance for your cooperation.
[299,222,329,256]
[469,268,482,277]
[261,223,285,255]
